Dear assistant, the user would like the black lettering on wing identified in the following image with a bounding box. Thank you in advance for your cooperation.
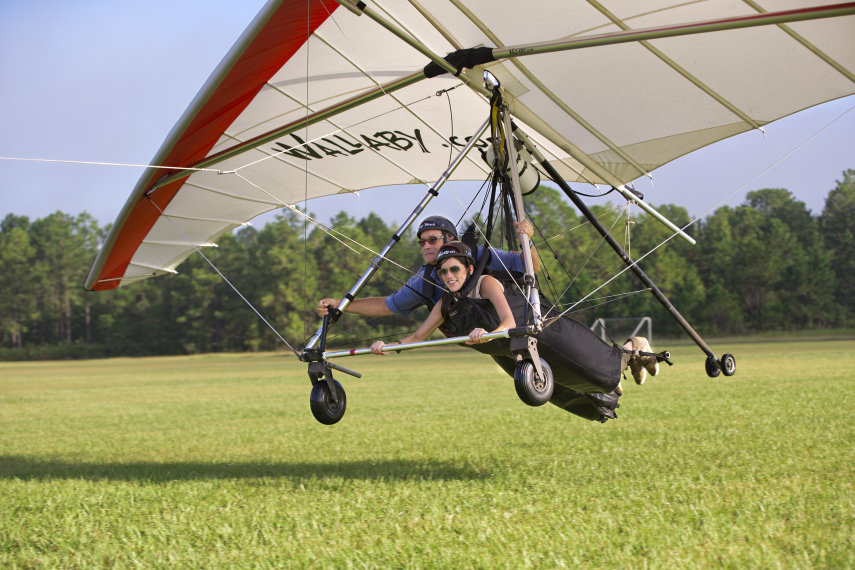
[273,134,322,160]
[333,135,365,155]
[315,141,348,158]
[394,129,430,153]
[361,134,394,151]
[374,131,412,151]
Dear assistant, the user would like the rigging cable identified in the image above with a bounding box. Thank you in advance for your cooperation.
[440,85,458,168]
[523,204,628,345]
[454,172,493,228]
[543,202,631,318]
[546,102,855,325]
[560,290,652,319]
[552,289,652,312]
[318,1,483,190]
[231,172,448,295]
[625,202,633,260]
[145,195,300,358]
[535,165,615,198]
[536,204,627,245]
[227,173,454,349]
[431,102,541,313]
[0,157,222,172]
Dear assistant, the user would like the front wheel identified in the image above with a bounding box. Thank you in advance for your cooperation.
[310,380,347,425]
[514,359,554,407]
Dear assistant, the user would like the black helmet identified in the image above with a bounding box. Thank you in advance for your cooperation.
[436,241,476,266]
[417,216,458,239]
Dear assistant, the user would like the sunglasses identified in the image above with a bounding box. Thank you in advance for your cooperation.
[417,236,445,247]
[437,265,465,278]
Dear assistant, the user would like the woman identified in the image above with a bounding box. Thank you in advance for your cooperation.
[370,241,515,354]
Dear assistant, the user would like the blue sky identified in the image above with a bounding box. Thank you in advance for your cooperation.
[1,1,853,232]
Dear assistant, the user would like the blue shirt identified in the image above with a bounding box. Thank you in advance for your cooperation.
[385,246,526,315]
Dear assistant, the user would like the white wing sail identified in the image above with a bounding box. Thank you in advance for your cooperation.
[86,0,855,290]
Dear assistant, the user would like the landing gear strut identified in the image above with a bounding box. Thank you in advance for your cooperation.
[510,334,552,406]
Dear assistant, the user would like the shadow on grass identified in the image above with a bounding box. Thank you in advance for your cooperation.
[0,456,490,482]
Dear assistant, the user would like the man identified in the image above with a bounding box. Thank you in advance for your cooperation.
[317,215,541,318]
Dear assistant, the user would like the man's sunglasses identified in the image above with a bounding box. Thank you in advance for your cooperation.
[437,265,465,278]
[417,236,446,247]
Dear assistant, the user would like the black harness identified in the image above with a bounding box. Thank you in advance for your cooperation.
[444,295,503,337]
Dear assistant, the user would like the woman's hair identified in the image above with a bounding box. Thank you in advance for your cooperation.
[438,257,496,323]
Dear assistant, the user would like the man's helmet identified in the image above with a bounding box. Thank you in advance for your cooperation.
[436,241,476,266]
[417,216,458,239]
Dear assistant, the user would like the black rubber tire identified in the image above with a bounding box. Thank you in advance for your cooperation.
[705,356,721,378]
[310,380,347,425]
[720,354,736,376]
[514,359,554,407]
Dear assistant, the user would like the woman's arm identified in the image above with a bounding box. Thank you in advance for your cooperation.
[467,276,517,344]
[370,302,445,355]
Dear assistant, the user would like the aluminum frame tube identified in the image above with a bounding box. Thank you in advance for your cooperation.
[324,329,512,359]
[336,0,474,88]
[613,186,696,245]
[501,107,542,325]
[491,3,855,61]
[324,360,362,378]
[302,116,492,352]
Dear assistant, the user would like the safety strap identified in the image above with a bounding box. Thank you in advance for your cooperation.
[414,265,438,311]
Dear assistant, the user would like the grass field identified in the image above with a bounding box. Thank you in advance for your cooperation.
[1,338,854,568]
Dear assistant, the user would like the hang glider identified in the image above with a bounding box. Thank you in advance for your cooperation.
[82,0,855,425]
[85,0,855,291]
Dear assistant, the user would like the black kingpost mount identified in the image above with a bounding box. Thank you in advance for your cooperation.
[304,314,340,404]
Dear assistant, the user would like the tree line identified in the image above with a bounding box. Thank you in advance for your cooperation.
[1,170,852,360]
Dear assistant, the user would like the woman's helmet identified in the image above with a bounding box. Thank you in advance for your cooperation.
[436,241,476,266]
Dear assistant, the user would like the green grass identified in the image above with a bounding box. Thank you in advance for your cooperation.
[1,339,854,568]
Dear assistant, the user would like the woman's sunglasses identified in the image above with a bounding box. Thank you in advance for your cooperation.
[437,265,465,278]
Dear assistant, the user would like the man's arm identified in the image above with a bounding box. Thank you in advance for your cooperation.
[525,243,542,274]
[515,219,541,273]
[317,296,393,317]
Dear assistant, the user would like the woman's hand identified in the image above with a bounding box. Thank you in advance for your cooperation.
[370,340,388,355]
[466,328,489,345]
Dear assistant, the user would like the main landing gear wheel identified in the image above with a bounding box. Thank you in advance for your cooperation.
[705,356,721,378]
[514,359,554,407]
[720,354,736,376]
[310,380,347,425]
